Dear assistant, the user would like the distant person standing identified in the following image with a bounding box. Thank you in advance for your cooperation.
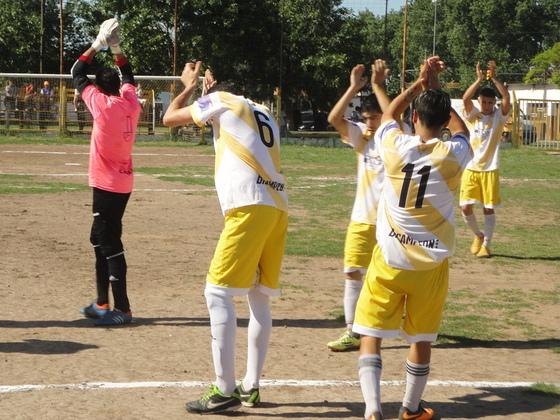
[460,60,511,258]
[71,18,142,326]
[23,83,37,125]
[39,81,54,129]
[73,89,87,132]
[4,80,18,128]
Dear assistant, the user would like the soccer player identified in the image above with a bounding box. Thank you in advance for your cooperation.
[71,19,142,326]
[460,60,511,258]
[353,57,472,420]
[325,60,391,352]
[163,62,288,414]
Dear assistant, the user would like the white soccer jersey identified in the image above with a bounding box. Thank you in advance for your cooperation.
[190,91,288,214]
[464,106,510,172]
[375,120,472,271]
[342,121,384,225]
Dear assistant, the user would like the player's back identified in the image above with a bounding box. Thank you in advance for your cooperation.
[376,121,471,270]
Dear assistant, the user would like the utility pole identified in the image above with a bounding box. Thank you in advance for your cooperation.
[400,0,409,91]
[40,0,44,73]
[432,0,438,56]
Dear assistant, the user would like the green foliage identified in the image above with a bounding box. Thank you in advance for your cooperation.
[522,383,560,398]
[524,42,560,86]
[2,1,560,122]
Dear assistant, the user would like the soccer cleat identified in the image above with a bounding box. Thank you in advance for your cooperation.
[236,382,260,407]
[470,235,484,254]
[93,310,132,326]
[476,245,492,258]
[327,330,361,351]
[186,385,241,414]
[398,403,435,420]
[368,413,383,420]
[79,302,109,319]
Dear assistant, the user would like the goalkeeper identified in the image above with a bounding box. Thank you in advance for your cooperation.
[71,18,142,326]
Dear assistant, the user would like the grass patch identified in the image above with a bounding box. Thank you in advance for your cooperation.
[2,138,559,345]
[0,180,88,194]
[521,383,560,398]
[440,287,560,343]
[135,166,215,187]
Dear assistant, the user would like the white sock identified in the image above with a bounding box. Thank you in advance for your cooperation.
[402,360,430,413]
[344,279,364,334]
[462,213,482,237]
[242,289,272,391]
[359,354,383,419]
[205,288,237,396]
[483,213,496,248]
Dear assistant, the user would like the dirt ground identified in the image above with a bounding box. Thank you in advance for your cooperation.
[0,143,559,420]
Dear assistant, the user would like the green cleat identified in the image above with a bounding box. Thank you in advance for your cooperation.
[186,385,241,414]
[327,330,361,352]
[236,382,260,407]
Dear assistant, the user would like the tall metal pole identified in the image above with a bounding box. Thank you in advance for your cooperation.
[400,0,409,91]
[59,0,64,74]
[383,0,388,57]
[432,0,438,56]
[40,0,44,73]
[173,0,178,76]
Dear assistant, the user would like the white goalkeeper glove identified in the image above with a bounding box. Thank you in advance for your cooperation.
[92,18,120,52]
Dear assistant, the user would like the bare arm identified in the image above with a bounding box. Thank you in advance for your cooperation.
[327,64,367,137]
[162,61,202,127]
[371,59,391,112]
[382,56,442,124]
[463,62,484,115]
[488,60,511,116]
[448,108,469,137]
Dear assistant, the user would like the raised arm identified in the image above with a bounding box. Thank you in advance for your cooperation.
[162,61,202,127]
[382,57,442,124]
[462,62,484,115]
[71,18,122,93]
[447,108,469,138]
[327,64,367,137]
[487,61,511,116]
[371,59,391,112]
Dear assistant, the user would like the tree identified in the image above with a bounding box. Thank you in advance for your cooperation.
[0,0,60,73]
[524,42,560,86]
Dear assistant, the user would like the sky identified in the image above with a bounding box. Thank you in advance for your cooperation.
[340,0,407,16]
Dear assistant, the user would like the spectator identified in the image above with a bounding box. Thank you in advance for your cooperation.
[4,80,18,129]
[73,89,87,132]
[39,81,54,129]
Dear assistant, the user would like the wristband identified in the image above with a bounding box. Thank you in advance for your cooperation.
[92,39,103,52]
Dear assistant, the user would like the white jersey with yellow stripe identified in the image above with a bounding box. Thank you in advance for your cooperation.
[342,121,384,225]
[375,120,472,271]
[463,106,510,172]
[190,91,287,214]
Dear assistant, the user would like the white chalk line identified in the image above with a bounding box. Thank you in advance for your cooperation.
[0,379,549,395]
[2,150,210,158]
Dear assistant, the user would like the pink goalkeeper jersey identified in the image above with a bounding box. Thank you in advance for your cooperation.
[82,83,141,193]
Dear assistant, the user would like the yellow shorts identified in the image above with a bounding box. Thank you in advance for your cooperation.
[353,245,448,343]
[206,205,288,297]
[343,221,377,273]
[459,169,502,209]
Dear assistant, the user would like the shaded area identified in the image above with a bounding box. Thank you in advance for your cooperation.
[0,339,98,355]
